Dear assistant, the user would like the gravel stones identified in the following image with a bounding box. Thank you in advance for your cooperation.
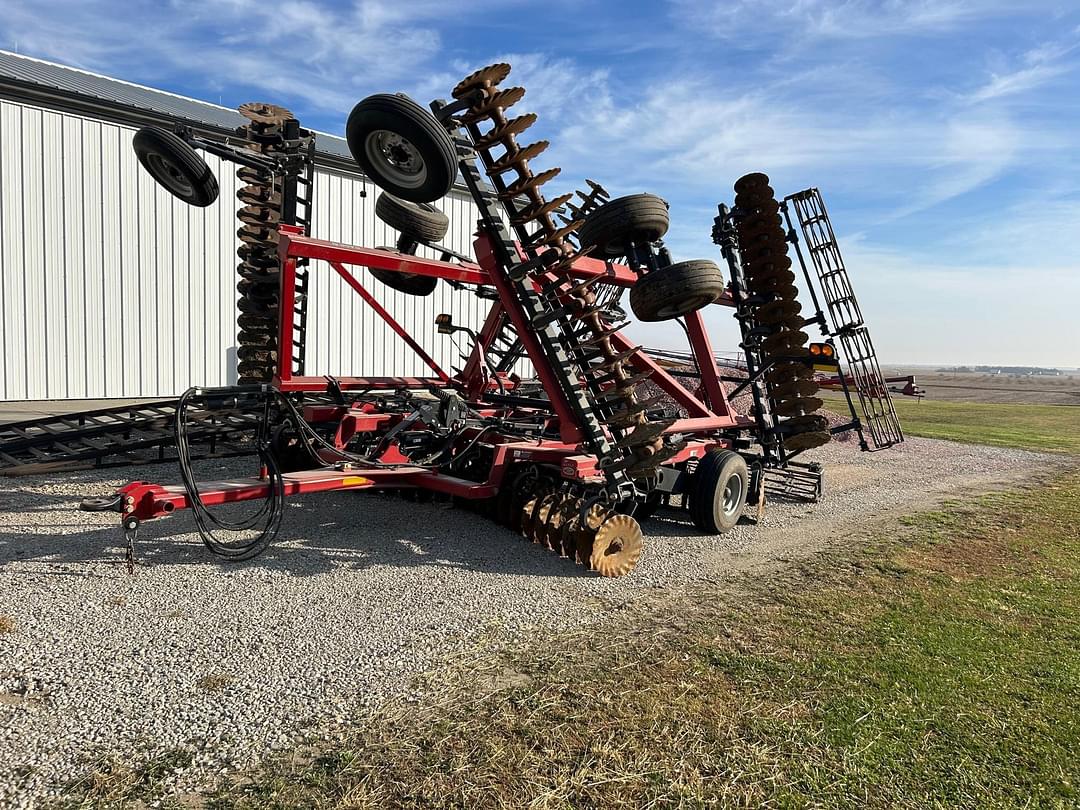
[0,439,1062,803]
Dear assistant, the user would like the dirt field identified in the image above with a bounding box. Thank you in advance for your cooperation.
[882,368,1080,405]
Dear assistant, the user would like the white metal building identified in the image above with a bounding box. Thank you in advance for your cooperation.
[0,50,493,401]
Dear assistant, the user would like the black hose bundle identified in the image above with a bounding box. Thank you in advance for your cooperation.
[173,384,529,562]
[175,387,285,560]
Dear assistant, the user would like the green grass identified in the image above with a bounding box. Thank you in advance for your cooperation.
[184,471,1080,809]
[890,398,1080,454]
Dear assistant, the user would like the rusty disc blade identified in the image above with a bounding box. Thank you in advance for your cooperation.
[502,166,561,198]
[239,102,293,125]
[770,377,820,401]
[777,413,829,435]
[488,139,549,174]
[538,221,582,247]
[540,493,569,553]
[511,192,574,226]
[762,329,809,354]
[766,363,814,387]
[519,493,541,540]
[604,394,666,429]
[530,492,560,544]
[587,347,642,376]
[464,86,526,122]
[615,419,674,449]
[625,440,685,478]
[474,113,537,149]
[555,498,582,559]
[782,430,831,452]
[754,296,801,323]
[574,503,609,566]
[737,212,783,236]
[452,63,512,98]
[734,186,777,207]
[733,171,771,194]
[744,259,794,287]
[772,396,824,417]
[590,514,643,577]
[736,197,781,218]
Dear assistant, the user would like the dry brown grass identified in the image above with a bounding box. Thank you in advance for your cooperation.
[195,673,231,692]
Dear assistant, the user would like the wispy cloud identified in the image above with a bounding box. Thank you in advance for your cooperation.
[1,0,1077,364]
[962,36,1079,104]
[0,0,491,113]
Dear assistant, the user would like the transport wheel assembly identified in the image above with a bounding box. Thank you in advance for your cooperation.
[132,126,219,207]
[374,192,450,242]
[577,193,670,257]
[690,449,749,533]
[370,192,448,295]
[346,94,458,203]
[629,259,726,322]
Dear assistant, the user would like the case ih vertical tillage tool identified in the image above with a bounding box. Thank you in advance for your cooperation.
[0,64,905,577]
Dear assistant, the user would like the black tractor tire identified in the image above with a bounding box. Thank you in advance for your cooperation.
[132,126,219,207]
[629,259,725,322]
[375,193,450,243]
[689,449,749,533]
[347,94,457,203]
[369,268,438,296]
[578,193,670,257]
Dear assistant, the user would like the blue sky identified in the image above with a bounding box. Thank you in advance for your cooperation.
[4,0,1079,367]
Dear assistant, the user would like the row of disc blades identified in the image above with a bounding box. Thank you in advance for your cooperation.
[733,172,830,453]
[494,471,644,577]
[451,63,682,482]
[234,102,293,384]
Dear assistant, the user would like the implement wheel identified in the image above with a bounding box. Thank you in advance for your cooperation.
[578,193,670,257]
[690,449,749,533]
[132,126,219,207]
[369,268,438,296]
[375,192,449,242]
[629,260,725,322]
[347,94,457,203]
[370,193,448,295]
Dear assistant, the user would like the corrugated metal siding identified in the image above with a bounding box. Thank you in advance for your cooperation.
[0,99,239,399]
[303,172,493,379]
[0,99,510,401]
[0,49,356,164]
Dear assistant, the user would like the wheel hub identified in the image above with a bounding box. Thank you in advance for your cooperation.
[147,153,194,197]
[366,130,426,189]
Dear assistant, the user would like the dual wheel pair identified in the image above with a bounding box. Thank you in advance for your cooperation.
[577,193,727,323]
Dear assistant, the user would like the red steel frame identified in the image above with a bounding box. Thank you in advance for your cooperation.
[274,225,751,433]
[115,226,753,524]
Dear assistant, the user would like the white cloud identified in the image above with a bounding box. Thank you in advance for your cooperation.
[668,0,1002,43]
[0,0,469,113]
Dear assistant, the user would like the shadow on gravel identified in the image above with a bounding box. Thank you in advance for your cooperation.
[0,475,592,580]
[0,466,822,578]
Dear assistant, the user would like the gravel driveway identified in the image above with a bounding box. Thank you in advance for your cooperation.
[0,437,1063,805]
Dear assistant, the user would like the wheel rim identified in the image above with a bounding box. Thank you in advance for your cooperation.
[147,153,194,198]
[722,473,745,517]
[364,129,427,190]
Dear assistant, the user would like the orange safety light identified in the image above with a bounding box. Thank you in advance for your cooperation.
[809,342,839,368]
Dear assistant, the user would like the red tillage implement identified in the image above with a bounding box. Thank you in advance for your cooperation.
[2,64,905,576]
